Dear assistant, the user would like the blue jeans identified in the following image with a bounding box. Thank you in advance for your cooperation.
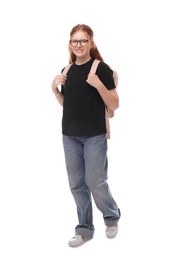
[63,134,120,239]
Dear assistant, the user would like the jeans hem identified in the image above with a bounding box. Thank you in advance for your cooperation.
[75,226,94,239]
[104,208,121,227]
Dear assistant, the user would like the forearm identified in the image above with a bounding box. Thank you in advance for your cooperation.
[97,83,119,110]
[51,74,66,107]
[53,90,64,107]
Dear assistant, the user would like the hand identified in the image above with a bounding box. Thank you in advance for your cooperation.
[51,74,67,94]
[86,73,102,89]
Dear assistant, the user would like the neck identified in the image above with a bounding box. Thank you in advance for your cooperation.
[75,56,92,65]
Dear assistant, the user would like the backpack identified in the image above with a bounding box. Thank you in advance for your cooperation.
[62,59,118,139]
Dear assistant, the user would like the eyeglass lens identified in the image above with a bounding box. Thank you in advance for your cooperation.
[70,39,89,47]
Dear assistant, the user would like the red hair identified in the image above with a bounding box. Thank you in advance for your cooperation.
[68,24,104,63]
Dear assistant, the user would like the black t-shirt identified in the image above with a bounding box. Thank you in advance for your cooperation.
[61,58,115,136]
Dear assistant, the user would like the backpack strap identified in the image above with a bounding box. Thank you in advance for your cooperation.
[90,59,118,88]
[90,59,111,139]
[110,67,118,88]
[62,63,73,76]
[90,59,100,74]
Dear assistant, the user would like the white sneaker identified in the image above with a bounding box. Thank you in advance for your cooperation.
[106,224,118,239]
[68,235,90,247]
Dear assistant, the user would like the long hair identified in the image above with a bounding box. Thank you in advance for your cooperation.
[68,24,104,64]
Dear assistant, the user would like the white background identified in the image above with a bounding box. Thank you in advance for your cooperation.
[0,0,172,259]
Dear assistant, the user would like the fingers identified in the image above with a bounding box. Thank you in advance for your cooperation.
[54,75,67,85]
[87,73,94,79]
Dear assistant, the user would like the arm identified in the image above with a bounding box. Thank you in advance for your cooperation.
[51,74,66,107]
[86,74,119,111]
[53,90,64,107]
[97,85,119,111]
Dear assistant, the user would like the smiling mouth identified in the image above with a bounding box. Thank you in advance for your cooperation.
[75,49,84,52]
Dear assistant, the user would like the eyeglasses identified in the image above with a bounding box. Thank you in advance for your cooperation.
[69,39,89,47]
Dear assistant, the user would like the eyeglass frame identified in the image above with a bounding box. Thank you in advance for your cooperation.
[69,39,90,47]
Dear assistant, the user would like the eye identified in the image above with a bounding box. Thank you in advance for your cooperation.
[81,40,88,43]
[71,40,77,44]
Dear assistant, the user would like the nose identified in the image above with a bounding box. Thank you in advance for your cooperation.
[76,41,81,47]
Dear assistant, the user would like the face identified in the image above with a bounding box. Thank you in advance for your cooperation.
[69,31,92,61]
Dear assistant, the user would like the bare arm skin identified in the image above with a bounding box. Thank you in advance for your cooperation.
[86,73,119,112]
[51,74,67,107]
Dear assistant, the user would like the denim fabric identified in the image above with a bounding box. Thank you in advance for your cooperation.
[63,134,120,239]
